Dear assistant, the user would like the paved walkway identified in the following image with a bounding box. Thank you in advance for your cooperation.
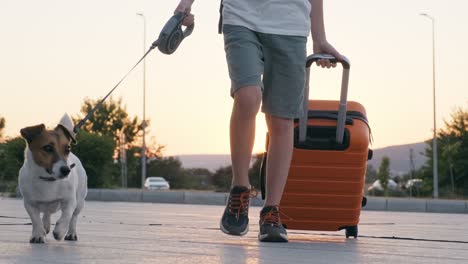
[1,198,467,263]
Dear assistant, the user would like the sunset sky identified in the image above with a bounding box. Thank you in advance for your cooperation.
[1,0,467,156]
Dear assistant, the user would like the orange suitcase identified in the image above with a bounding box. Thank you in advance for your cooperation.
[260,54,372,238]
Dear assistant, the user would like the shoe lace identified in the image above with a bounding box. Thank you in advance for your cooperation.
[228,187,258,220]
[260,206,291,227]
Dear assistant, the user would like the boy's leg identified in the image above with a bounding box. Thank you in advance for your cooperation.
[220,25,264,236]
[263,114,294,206]
[258,32,306,243]
[230,86,262,187]
[257,115,293,242]
[224,25,264,186]
[257,115,293,243]
[220,85,261,236]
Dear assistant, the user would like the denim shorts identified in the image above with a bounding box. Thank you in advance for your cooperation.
[223,24,307,119]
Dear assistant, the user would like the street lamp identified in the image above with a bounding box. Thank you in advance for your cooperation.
[137,12,147,189]
[420,13,438,198]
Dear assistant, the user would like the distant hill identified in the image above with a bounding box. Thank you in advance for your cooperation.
[176,154,232,172]
[176,142,429,174]
[368,142,428,175]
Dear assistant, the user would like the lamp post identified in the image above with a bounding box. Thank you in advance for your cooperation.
[137,12,147,189]
[420,13,438,198]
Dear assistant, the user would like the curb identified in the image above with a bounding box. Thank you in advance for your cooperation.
[15,188,468,214]
[79,189,468,214]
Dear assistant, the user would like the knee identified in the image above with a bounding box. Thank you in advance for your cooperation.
[267,116,294,136]
[233,86,262,118]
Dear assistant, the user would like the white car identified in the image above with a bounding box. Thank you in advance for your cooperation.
[144,177,170,190]
[405,179,423,189]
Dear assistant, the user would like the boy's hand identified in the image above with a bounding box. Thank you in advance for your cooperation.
[313,41,343,68]
[175,0,195,26]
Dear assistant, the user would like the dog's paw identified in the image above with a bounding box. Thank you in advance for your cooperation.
[64,233,78,241]
[53,222,68,241]
[52,231,64,241]
[30,228,46,243]
[44,226,50,234]
[29,236,45,244]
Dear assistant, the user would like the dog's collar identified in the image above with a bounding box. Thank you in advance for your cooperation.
[39,176,57,182]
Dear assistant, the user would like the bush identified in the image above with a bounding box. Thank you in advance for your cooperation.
[73,131,116,188]
[146,156,187,189]
[211,153,265,192]
[212,166,233,192]
[0,137,26,190]
[184,168,214,190]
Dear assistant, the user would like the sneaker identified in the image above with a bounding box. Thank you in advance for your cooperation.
[220,186,253,236]
[258,205,289,242]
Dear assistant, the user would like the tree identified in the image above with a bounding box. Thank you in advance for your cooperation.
[72,131,116,188]
[0,137,25,184]
[73,97,144,147]
[365,164,378,184]
[441,140,461,194]
[184,168,214,190]
[146,156,187,189]
[212,165,233,192]
[421,105,468,197]
[123,146,143,188]
[145,137,165,159]
[211,153,273,192]
[406,148,418,197]
[74,97,166,189]
[0,116,5,140]
[377,156,391,196]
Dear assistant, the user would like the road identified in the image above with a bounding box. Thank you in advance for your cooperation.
[1,198,467,263]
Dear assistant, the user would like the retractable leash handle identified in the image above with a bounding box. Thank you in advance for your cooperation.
[73,13,194,134]
[157,12,195,54]
[299,54,351,144]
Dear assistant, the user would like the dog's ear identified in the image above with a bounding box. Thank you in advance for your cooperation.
[56,113,77,144]
[20,124,45,144]
[54,124,77,144]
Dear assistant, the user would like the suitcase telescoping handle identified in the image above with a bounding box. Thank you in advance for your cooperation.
[299,54,351,144]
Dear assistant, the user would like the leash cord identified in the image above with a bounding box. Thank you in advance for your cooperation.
[73,40,159,133]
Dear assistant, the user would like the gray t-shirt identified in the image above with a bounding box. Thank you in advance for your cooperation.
[222,0,311,37]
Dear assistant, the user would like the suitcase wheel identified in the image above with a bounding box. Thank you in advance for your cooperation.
[345,226,358,239]
[362,196,367,207]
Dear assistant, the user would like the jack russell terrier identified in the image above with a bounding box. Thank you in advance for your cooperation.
[18,114,87,243]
